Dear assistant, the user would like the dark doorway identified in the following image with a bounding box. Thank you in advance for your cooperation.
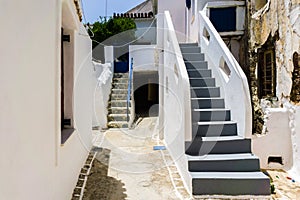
[133,72,159,117]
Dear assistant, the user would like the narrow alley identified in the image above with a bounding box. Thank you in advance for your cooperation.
[90,117,191,199]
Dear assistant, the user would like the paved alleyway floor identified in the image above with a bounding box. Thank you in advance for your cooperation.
[92,117,191,200]
[79,117,300,200]
[267,169,300,199]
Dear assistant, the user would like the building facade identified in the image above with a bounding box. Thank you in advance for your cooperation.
[0,0,94,199]
[246,0,300,175]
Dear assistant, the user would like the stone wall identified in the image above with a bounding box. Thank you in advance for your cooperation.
[247,0,300,175]
[246,0,300,133]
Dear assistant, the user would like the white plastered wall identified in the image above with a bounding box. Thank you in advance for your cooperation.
[129,45,157,72]
[158,0,186,42]
[248,0,300,180]
[290,106,300,180]
[0,0,93,199]
[252,108,293,169]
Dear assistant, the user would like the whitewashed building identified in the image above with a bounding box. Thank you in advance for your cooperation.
[0,0,94,199]
[156,0,300,188]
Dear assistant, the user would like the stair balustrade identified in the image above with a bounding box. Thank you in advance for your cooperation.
[198,9,252,138]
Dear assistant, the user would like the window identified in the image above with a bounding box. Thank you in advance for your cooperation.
[209,7,236,32]
[61,27,75,144]
[291,52,300,102]
[258,49,276,98]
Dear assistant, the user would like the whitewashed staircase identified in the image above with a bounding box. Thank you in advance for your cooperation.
[180,43,270,196]
[107,73,130,128]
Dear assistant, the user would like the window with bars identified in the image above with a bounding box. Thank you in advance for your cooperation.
[258,49,276,98]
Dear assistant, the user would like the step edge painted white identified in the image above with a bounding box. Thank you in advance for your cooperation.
[190,171,269,179]
[186,153,258,161]
[201,135,244,141]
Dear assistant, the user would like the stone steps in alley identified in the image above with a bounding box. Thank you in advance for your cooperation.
[107,73,131,128]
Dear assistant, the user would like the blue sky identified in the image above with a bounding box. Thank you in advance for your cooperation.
[82,0,145,23]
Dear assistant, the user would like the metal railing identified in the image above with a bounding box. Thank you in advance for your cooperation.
[127,58,133,122]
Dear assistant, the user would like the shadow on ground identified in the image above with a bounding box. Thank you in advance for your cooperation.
[81,148,127,200]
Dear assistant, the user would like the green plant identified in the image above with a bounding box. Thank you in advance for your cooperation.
[88,17,136,49]
[271,183,275,194]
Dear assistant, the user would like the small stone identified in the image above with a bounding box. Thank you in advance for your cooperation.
[138,180,151,187]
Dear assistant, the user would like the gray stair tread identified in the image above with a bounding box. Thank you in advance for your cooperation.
[191,87,219,89]
[180,44,198,47]
[191,97,223,99]
[184,60,207,63]
[187,153,258,161]
[180,43,198,45]
[196,121,236,125]
[183,53,203,55]
[189,77,215,81]
[187,69,211,72]
[193,108,230,111]
[180,47,199,48]
[201,135,244,142]
[190,172,269,179]
[183,53,205,60]
[180,44,198,46]
[180,46,198,48]
[189,77,213,79]
[180,46,200,49]
[180,47,200,51]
